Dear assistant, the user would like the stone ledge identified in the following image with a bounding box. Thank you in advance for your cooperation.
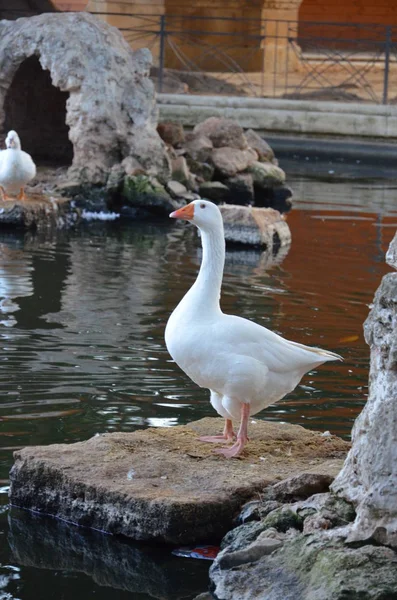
[9,418,350,544]
[158,94,397,140]
[0,193,76,229]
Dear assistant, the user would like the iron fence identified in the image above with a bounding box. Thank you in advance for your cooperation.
[2,9,397,104]
[90,12,397,105]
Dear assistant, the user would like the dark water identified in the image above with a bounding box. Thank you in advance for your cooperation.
[0,176,396,599]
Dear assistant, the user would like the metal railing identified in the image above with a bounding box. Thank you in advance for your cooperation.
[3,10,397,104]
[97,13,397,105]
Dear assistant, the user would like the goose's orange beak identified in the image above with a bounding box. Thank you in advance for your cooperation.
[170,203,195,221]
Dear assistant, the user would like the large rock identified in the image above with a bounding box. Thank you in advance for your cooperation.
[245,129,275,163]
[210,527,397,600]
[157,121,185,148]
[331,233,397,547]
[211,147,257,177]
[192,117,248,150]
[184,133,213,163]
[9,417,349,544]
[0,13,170,185]
[219,205,291,249]
[121,174,179,217]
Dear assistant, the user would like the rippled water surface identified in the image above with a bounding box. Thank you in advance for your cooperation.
[0,175,396,599]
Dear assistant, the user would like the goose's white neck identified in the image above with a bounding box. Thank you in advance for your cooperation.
[189,224,225,313]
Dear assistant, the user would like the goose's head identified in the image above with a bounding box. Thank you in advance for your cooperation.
[170,200,223,232]
[5,131,21,150]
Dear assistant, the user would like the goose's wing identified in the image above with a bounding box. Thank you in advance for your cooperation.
[214,313,342,374]
[20,150,36,178]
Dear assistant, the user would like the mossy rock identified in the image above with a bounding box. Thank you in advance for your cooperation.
[211,530,397,600]
[248,161,286,188]
[121,175,177,214]
[261,507,304,533]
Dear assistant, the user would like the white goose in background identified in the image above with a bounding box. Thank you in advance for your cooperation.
[165,200,342,458]
[0,130,36,201]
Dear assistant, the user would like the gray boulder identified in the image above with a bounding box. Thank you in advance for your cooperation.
[331,232,397,547]
[184,133,213,163]
[210,528,397,600]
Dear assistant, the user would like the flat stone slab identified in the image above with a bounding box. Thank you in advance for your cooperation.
[9,418,350,544]
[0,193,75,228]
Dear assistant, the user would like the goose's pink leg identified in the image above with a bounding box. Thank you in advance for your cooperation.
[214,403,250,458]
[17,187,26,201]
[0,186,10,201]
[198,418,235,443]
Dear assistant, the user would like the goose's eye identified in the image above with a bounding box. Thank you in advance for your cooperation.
[200,203,206,209]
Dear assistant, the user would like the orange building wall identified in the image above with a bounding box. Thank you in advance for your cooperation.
[299,0,397,47]
[300,0,397,27]
[53,1,87,9]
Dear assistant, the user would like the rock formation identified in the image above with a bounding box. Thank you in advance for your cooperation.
[0,12,170,185]
[157,118,293,213]
[331,230,397,547]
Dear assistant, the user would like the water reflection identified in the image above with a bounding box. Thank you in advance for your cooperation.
[7,509,209,600]
[0,241,33,327]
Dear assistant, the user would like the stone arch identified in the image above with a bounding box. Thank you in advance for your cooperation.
[0,12,169,185]
[3,55,73,165]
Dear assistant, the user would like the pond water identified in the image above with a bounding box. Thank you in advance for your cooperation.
[0,174,396,599]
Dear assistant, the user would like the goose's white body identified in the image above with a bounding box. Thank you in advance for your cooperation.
[0,131,36,197]
[165,200,342,456]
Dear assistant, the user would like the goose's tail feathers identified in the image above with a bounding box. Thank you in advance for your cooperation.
[289,340,343,363]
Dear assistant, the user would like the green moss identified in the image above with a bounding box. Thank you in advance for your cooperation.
[262,507,304,533]
[121,175,172,209]
[273,533,397,600]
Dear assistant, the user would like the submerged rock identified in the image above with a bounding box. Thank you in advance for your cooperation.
[199,181,230,203]
[9,417,349,544]
[219,205,291,249]
[223,173,255,206]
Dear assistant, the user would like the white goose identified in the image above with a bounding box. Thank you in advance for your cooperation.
[0,130,36,201]
[165,200,342,458]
